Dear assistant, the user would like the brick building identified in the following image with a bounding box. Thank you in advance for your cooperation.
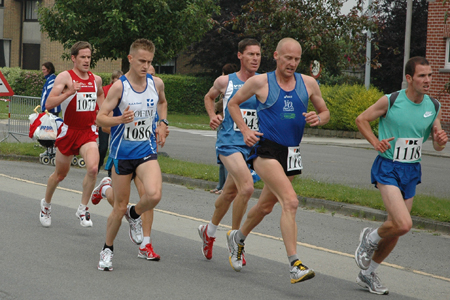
[427,0,450,131]
[0,0,200,74]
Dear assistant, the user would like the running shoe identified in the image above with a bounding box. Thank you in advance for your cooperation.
[355,227,377,270]
[90,177,111,205]
[75,206,93,227]
[357,270,389,295]
[40,198,51,227]
[98,248,113,271]
[124,205,143,245]
[226,230,244,272]
[138,243,161,261]
[290,260,315,284]
[198,224,216,260]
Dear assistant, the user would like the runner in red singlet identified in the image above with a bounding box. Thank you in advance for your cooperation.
[39,41,104,228]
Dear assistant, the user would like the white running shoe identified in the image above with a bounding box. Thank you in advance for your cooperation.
[75,206,93,227]
[355,227,377,270]
[98,248,113,271]
[124,205,143,244]
[290,260,315,284]
[357,270,389,295]
[40,198,51,227]
[226,230,244,272]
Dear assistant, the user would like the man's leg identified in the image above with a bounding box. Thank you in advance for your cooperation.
[44,148,72,203]
[105,171,133,246]
[219,152,254,229]
[79,141,100,206]
[134,160,162,214]
[252,157,298,255]
[97,128,109,172]
[135,176,160,260]
[40,149,72,227]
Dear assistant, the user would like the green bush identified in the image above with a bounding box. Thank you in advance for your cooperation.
[1,67,45,97]
[308,84,384,132]
[158,74,213,115]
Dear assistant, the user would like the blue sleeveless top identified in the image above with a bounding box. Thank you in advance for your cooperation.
[216,72,259,149]
[257,71,309,147]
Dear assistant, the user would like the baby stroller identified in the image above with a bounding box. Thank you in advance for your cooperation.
[29,106,60,166]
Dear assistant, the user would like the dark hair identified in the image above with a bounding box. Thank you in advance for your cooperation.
[42,62,55,74]
[405,56,429,77]
[238,38,261,54]
[70,41,92,57]
[222,63,238,75]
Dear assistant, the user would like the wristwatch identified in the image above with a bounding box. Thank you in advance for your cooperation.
[158,119,169,126]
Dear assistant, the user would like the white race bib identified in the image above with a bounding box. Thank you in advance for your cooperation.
[76,92,97,112]
[287,146,303,171]
[123,118,152,141]
[393,138,422,162]
[234,109,259,131]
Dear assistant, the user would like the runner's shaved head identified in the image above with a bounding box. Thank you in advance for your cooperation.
[276,38,302,54]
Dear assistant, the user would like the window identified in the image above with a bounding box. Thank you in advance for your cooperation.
[0,40,10,67]
[0,0,4,7]
[154,58,176,74]
[446,38,450,69]
[25,1,39,21]
[22,43,40,70]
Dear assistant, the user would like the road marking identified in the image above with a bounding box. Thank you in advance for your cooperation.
[3,172,449,283]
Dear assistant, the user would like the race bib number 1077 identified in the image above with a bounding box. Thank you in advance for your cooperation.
[76,92,96,112]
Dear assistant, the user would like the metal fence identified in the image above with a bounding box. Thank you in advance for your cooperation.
[0,95,40,143]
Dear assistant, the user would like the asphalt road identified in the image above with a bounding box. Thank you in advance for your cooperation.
[0,160,449,300]
[164,127,450,199]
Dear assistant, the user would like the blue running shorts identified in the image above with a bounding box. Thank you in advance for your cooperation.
[371,155,421,199]
[216,145,251,165]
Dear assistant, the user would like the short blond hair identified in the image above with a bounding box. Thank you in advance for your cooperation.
[129,39,155,55]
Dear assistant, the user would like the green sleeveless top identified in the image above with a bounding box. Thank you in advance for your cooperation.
[378,89,440,163]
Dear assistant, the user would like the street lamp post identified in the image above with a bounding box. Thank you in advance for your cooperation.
[402,0,413,89]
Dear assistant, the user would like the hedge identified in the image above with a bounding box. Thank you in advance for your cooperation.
[1,67,384,132]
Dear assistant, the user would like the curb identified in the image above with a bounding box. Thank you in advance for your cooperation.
[2,155,449,235]
[162,173,450,235]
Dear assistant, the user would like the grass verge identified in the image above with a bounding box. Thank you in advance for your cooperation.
[1,111,450,224]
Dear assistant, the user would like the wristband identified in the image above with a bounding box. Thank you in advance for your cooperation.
[317,115,321,125]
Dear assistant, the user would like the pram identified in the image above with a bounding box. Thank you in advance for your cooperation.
[29,106,59,166]
[29,106,86,167]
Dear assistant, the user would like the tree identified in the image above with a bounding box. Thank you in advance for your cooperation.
[370,0,428,94]
[38,0,219,71]
[229,0,377,75]
[187,0,252,76]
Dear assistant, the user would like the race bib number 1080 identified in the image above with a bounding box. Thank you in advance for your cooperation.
[393,138,422,162]
[76,92,96,112]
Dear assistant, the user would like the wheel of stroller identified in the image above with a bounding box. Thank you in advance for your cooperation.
[78,158,86,167]
[71,156,78,166]
[42,156,50,165]
[39,156,43,164]
[51,157,56,165]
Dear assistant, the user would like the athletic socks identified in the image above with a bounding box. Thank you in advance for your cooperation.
[368,228,382,244]
[101,185,111,198]
[289,255,300,267]
[362,260,380,275]
[103,243,114,252]
[234,230,247,245]
[207,221,218,237]
[129,205,140,219]
[140,237,151,248]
